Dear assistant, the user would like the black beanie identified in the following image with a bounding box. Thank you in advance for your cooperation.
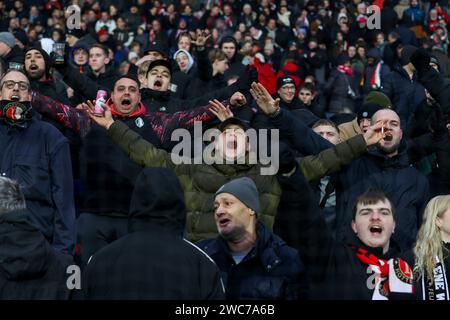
[277,75,296,91]
[399,45,418,66]
[25,47,51,77]
[357,103,384,122]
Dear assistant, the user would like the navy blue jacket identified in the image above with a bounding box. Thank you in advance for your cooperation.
[198,221,307,300]
[335,144,429,250]
[0,117,75,254]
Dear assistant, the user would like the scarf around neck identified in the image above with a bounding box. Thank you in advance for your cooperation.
[0,100,33,128]
[353,246,414,300]
[422,245,450,300]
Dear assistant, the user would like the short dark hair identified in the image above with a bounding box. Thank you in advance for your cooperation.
[114,74,140,89]
[299,82,315,93]
[176,31,191,44]
[208,49,227,63]
[312,119,339,132]
[352,188,395,220]
[90,43,109,57]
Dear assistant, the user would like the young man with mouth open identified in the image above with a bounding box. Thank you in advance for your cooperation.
[251,82,430,251]
[275,175,415,299]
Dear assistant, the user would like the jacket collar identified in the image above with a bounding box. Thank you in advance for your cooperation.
[140,87,171,102]
[106,98,146,118]
[206,221,284,271]
[366,140,410,168]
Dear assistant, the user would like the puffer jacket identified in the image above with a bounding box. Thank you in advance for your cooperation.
[106,120,282,242]
[198,220,307,300]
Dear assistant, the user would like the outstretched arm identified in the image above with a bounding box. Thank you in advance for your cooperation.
[152,92,247,145]
[84,101,172,169]
[250,82,333,155]
[31,91,91,137]
[300,122,385,182]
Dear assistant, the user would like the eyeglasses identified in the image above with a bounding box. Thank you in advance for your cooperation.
[1,80,30,91]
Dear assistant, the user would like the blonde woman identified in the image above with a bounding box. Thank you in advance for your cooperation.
[414,195,450,300]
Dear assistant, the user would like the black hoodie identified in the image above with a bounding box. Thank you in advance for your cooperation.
[0,210,71,299]
[82,168,225,299]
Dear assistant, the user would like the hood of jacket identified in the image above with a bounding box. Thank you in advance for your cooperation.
[0,210,51,280]
[367,48,382,63]
[128,168,186,237]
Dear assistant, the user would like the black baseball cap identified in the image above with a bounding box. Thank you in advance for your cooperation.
[146,59,172,77]
[218,117,251,132]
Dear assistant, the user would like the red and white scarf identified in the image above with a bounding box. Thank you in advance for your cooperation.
[353,246,414,300]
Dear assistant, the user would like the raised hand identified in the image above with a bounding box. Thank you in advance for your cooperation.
[250,82,280,116]
[83,100,115,130]
[363,120,386,146]
[229,91,247,107]
[209,99,234,122]
[193,29,211,48]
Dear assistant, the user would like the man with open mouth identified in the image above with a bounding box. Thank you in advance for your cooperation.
[251,81,430,251]
[24,47,71,105]
[196,177,307,300]
[275,176,414,299]
[0,69,75,256]
[29,72,248,265]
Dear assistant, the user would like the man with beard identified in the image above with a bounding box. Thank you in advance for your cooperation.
[0,69,75,255]
[24,47,71,105]
[29,73,247,264]
[251,82,430,251]
[197,177,307,300]
[85,86,386,246]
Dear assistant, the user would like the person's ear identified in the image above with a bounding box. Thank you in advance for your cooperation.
[351,219,357,234]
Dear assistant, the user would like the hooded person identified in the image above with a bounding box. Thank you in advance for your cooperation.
[81,168,225,299]
[173,48,194,74]
[363,48,391,94]
[0,177,72,300]
[382,44,426,131]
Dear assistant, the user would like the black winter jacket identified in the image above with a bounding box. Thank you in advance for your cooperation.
[198,221,307,300]
[82,168,225,299]
[335,145,430,250]
[274,167,413,300]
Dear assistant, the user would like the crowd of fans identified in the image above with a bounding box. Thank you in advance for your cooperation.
[0,0,450,301]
